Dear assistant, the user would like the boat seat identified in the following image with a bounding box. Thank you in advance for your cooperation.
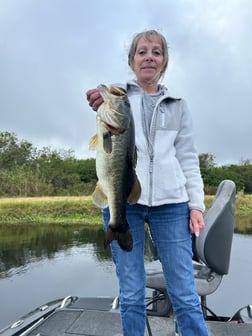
[146,179,236,317]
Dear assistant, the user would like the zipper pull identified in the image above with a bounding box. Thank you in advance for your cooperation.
[149,155,153,173]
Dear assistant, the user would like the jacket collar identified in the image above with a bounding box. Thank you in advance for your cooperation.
[126,80,181,101]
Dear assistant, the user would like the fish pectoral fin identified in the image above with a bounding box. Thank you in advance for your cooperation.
[127,172,141,204]
[89,134,98,150]
[92,182,108,208]
[103,131,112,153]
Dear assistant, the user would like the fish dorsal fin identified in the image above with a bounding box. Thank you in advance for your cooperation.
[103,132,112,153]
[89,134,98,150]
[92,182,108,208]
[127,172,141,204]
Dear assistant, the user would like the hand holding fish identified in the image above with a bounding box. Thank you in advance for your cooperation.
[86,88,104,111]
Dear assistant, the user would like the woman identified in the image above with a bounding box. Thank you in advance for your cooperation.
[86,30,208,336]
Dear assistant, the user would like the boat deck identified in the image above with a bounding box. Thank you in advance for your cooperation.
[23,310,252,336]
[15,297,252,336]
[25,309,252,336]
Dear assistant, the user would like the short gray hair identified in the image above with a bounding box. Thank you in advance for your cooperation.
[128,30,169,80]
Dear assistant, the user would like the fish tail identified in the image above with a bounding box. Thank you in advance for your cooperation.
[104,220,133,252]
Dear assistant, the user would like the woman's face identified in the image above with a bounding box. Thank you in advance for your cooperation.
[132,36,164,85]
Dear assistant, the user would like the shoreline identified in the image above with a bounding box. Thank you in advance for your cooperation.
[0,194,252,225]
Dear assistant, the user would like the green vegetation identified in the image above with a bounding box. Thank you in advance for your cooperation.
[200,153,252,194]
[0,131,97,197]
[1,131,252,225]
[0,193,252,225]
[0,196,101,225]
[1,131,252,198]
[235,191,252,215]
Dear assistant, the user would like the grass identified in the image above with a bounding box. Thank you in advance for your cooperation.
[205,192,252,215]
[234,191,252,215]
[0,196,102,225]
[0,193,252,225]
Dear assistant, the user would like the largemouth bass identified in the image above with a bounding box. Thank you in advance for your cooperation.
[89,85,141,252]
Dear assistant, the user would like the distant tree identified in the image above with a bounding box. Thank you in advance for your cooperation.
[238,161,252,193]
[199,153,216,169]
[0,131,34,168]
[76,158,97,183]
[2,131,252,196]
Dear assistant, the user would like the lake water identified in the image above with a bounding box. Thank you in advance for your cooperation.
[0,216,252,330]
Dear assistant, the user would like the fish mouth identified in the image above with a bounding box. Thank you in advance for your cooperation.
[109,86,127,97]
[98,84,127,98]
[97,84,130,133]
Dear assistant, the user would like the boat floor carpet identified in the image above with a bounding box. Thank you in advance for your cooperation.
[27,309,252,336]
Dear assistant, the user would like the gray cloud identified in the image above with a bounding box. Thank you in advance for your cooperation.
[0,0,251,164]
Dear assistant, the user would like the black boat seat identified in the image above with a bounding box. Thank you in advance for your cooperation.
[146,180,236,313]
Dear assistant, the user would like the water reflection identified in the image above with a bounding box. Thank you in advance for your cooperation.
[0,224,112,279]
[0,215,251,279]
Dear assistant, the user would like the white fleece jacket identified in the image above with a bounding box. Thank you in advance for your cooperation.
[117,81,205,212]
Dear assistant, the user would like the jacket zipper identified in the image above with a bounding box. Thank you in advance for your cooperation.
[148,103,159,206]
[147,97,166,205]
[141,93,156,207]
[148,152,154,206]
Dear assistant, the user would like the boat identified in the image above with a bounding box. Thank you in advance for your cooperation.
[0,295,252,336]
[1,180,252,335]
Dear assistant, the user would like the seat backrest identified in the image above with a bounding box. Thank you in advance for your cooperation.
[195,180,236,275]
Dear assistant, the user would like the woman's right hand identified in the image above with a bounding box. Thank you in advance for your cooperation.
[86,88,104,112]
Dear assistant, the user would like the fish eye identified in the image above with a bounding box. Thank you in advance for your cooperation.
[124,100,130,108]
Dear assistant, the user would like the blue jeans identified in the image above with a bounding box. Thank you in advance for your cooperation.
[102,203,208,336]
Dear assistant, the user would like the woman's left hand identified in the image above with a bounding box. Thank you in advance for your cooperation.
[189,209,205,237]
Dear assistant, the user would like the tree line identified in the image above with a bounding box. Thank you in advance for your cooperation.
[0,131,251,197]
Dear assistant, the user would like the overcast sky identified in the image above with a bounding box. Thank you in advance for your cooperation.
[1,0,251,165]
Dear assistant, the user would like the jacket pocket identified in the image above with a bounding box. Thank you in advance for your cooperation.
[156,105,181,130]
[153,157,186,201]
